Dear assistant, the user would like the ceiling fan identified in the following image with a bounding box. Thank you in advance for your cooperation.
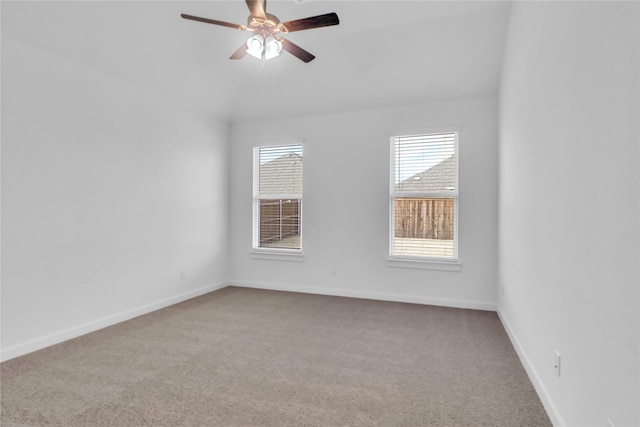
[181,0,339,63]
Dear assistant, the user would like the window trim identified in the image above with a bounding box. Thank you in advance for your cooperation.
[252,141,304,256]
[250,249,305,261]
[388,131,460,265]
[386,256,462,271]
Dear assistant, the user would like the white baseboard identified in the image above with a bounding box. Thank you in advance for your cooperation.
[0,282,228,362]
[497,308,564,427]
[227,280,497,312]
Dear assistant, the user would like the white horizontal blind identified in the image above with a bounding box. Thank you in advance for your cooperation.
[390,132,458,259]
[253,144,303,250]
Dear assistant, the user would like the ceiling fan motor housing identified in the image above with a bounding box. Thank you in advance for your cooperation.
[248,13,287,36]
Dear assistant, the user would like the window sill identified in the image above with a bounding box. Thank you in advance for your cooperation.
[387,256,461,271]
[250,249,304,262]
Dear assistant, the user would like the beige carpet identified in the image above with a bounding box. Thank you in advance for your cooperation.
[1,287,551,426]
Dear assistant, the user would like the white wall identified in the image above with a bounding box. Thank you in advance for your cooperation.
[229,97,499,309]
[498,2,639,426]
[1,36,230,360]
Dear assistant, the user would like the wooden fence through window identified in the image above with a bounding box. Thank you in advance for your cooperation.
[259,199,300,245]
[395,198,454,240]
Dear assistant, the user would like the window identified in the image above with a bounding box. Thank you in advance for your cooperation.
[253,144,303,251]
[390,132,458,260]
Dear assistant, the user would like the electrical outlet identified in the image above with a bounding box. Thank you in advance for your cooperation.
[554,351,561,377]
[180,269,187,281]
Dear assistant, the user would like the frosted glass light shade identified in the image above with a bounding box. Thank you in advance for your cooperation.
[264,36,282,60]
[246,34,264,59]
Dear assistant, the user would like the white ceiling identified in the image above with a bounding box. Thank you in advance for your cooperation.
[2,1,512,123]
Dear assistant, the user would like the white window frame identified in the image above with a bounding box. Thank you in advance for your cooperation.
[388,131,461,270]
[251,142,304,259]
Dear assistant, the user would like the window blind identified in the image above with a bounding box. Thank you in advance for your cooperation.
[390,132,458,259]
[253,144,303,250]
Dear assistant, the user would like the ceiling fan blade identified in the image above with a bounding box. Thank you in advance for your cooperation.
[281,38,315,63]
[181,14,245,30]
[282,12,339,33]
[245,0,266,19]
[230,44,247,60]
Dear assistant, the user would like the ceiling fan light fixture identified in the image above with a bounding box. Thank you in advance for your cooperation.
[246,34,264,59]
[264,36,282,60]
